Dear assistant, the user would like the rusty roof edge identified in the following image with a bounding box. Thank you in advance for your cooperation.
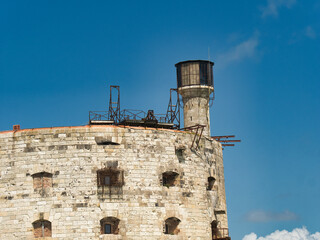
[0,124,187,135]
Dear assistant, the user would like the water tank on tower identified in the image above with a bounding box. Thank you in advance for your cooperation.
[175,60,214,136]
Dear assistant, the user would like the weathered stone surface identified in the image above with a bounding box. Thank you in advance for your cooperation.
[0,125,228,239]
[179,86,213,137]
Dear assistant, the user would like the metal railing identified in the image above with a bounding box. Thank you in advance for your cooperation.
[89,109,176,127]
[89,111,109,121]
[212,228,230,239]
[120,109,145,121]
[89,85,180,129]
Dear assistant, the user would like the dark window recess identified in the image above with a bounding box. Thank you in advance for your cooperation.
[97,168,124,187]
[32,172,53,196]
[100,217,120,234]
[95,137,120,145]
[162,171,179,187]
[207,176,216,191]
[211,220,230,239]
[33,220,52,238]
[97,168,124,196]
[211,221,218,238]
[164,217,181,235]
[97,141,120,145]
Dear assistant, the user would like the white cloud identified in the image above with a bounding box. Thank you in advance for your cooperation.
[261,0,296,18]
[243,227,320,240]
[245,210,299,222]
[216,34,259,68]
[305,26,317,39]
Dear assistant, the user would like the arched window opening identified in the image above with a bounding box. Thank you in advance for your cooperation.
[211,220,218,238]
[100,217,120,235]
[207,176,216,191]
[33,220,52,238]
[164,217,181,235]
[32,172,53,196]
[162,171,179,187]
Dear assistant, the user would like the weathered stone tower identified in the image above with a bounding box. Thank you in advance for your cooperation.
[0,61,230,240]
[176,60,214,136]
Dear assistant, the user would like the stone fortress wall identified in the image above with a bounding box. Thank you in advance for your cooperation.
[0,125,228,240]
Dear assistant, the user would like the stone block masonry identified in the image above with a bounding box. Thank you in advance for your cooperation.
[0,125,228,240]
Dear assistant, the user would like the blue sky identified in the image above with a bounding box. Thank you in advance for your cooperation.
[1,1,319,239]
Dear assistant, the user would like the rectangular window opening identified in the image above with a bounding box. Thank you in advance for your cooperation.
[105,224,111,234]
[104,176,111,186]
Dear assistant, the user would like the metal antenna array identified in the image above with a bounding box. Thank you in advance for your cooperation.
[108,86,120,123]
[165,88,180,129]
[90,85,178,129]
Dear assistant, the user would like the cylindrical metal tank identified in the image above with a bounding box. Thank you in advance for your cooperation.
[175,60,214,88]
